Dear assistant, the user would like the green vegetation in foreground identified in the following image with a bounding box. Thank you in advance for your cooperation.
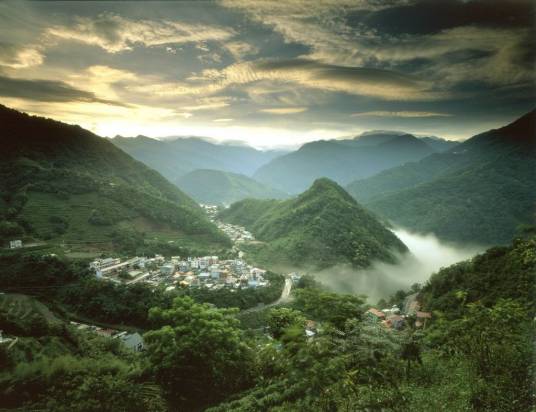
[0,237,534,411]
[219,178,407,270]
[208,237,535,412]
[0,105,230,253]
[176,168,288,205]
[347,110,536,245]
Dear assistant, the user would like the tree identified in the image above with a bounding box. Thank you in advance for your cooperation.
[0,355,166,412]
[293,288,364,329]
[266,307,306,339]
[144,296,254,409]
[433,299,532,411]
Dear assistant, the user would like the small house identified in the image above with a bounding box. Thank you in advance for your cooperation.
[366,308,386,322]
[116,332,144,352]
[415,311,432,328]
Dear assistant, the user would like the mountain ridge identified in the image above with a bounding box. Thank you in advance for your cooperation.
[347,110,536,244]
[253,132,447,194]
[176,169,288,205]
[111,134,287,183]
[0,105,230,252]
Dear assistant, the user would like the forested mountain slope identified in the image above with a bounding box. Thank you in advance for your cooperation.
[347,110,536,244]
[0,105,229,252]
[253,132,438,194]
[111,135,286,182]
[176,169,288,205]
[219,178,407,269]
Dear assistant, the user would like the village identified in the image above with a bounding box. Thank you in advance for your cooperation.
[88,205,269,293]
[200,204,255,243]
[88,253,269,292]
[365,293,432,331]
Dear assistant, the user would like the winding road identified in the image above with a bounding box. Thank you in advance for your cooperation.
[243,277,293,313]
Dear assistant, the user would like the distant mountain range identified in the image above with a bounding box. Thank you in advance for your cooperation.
[111,135,287,183]
[176,169,288,205]
[347,110,536,245]
[0,105,229,252]
[218,178,407,270]
[253,132,457,194]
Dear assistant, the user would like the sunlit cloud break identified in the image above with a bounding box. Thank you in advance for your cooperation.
[260,107,308,115]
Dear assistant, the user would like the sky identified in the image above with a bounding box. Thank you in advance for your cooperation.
[0,0,534,149]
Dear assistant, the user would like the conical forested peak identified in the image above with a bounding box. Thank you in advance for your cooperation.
[220,179,407,270]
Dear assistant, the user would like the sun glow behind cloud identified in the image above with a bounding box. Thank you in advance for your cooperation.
[0,0,533,146]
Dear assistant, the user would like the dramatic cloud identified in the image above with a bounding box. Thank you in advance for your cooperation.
[0,0,533,145]
[0,74,126,106]
[188,58,439,100]
[46,12,236,53]
[260,107,308,114]
[352,111,451,118]
[181,97,232,111]
[0,44,44,68]
[224,41,259,60]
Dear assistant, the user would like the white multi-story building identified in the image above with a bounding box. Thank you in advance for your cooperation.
[9,240,22,249]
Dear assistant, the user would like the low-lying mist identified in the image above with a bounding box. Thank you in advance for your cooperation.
[313,228,485,304]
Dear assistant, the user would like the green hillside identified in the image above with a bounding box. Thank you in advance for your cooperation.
[348,110,536,244]
[207,237,535,412]
[419,237,536,318]
[176,169,288,205]
[253,133,437,194]
[0,105,230,252]
[219,178,407,270]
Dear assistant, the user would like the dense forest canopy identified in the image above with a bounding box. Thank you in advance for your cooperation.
[219,178,407,270]
[347,110,536,245]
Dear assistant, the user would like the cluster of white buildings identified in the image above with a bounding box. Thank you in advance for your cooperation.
[89,254,270,292]
[9,239,22,249]
[216,221,255,243]
[88,204,270,291]
[200,204,255,243]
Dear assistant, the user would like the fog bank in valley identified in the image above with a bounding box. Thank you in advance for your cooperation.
[313,228,485,304]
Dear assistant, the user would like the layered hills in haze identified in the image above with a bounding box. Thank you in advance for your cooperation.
[111,135,286,183]
[176,169,288,205]
[218,178,407,270]
[253,132,454,194]
[347,110,536,245]
[0,105,229,251]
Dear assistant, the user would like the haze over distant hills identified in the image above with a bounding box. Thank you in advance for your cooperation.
[253,132,456,194]
[0,105,229,251]
[176,169,288,205]
[218,178,408,270]
[347,110,536,245]
[111,135,287,184]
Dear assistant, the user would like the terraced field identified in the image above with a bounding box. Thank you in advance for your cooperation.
[0,293,61,324]
[18,192,225,253]
[21,192,111,242]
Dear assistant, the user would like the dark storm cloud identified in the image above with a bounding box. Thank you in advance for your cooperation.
[0,75,127,106]
[361,0,534,35]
